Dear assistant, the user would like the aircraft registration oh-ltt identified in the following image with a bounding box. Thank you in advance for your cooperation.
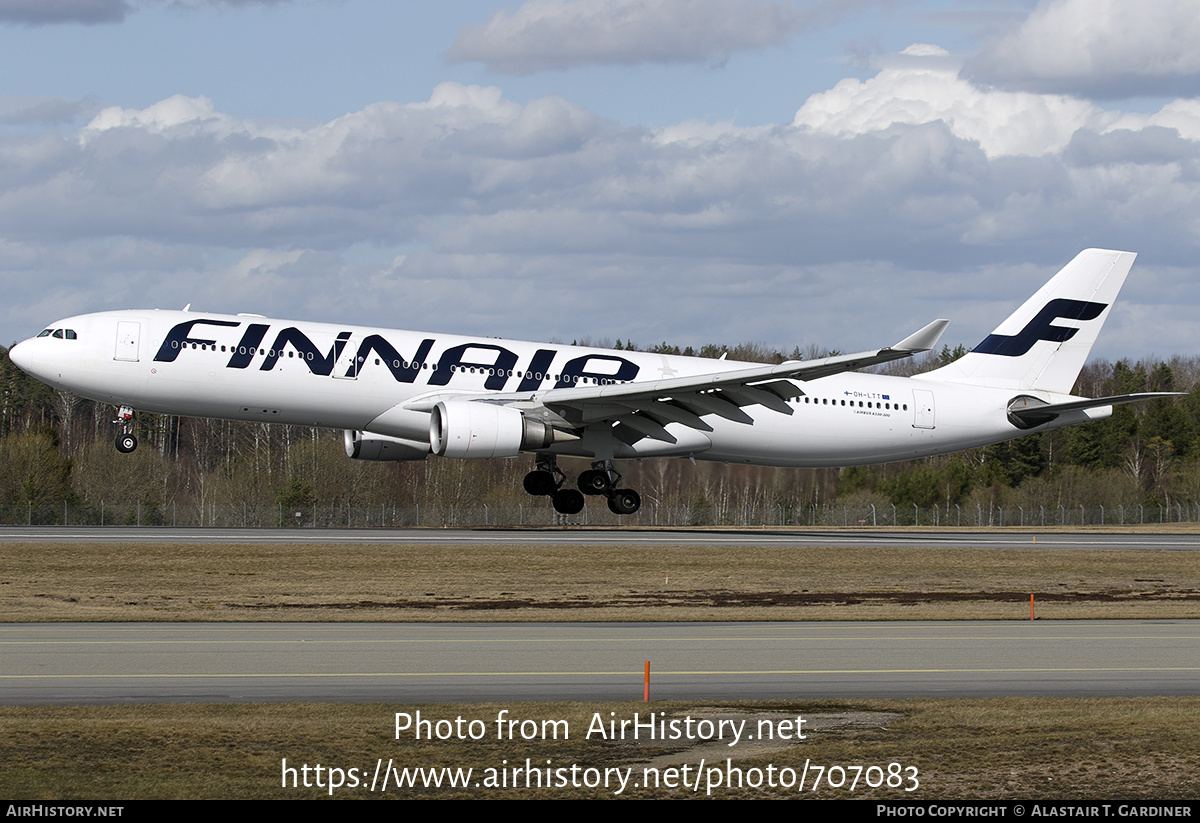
[8,248,1179,516]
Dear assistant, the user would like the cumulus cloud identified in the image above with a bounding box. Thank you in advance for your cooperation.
[4,75,1200,357]
[793,44,1200,162]
[83,95,227,134]
[0,96,103,126]
[0,0,130,24]
[448,0,818,75]
[0,0,290,25]
[964,0,1200,98]
[794,44,1109,157]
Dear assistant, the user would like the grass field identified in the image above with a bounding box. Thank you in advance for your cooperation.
[2,698,1197,799]
[2,538,1199,622]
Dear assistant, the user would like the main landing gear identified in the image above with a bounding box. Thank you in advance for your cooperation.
[523,454,583,514]
[523,456,641,515]
[114,405,138,453]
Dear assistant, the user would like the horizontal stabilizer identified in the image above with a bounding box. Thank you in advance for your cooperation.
[1008,392,1183,429]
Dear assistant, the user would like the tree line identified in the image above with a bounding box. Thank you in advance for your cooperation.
[3,340,1199,518]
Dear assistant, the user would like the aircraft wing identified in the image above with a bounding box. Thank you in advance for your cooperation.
[405,319,950,439]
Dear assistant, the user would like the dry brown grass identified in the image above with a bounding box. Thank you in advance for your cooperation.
[1,698,1197,799]
[2,540,1199,622]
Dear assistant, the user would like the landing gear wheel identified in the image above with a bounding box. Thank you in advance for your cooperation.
[577,469,611,495]
[552,489,585,515]
[607,488,641,515]
[523,470,557,496]
[113,405,137,454]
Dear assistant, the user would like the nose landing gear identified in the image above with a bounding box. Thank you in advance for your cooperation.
[114,405,137,453]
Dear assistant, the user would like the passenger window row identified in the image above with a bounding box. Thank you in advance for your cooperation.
[803,396,907,411]
[168,340,319,359]
[164,343,624,384]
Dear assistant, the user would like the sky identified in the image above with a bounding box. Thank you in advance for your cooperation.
[1,0,1198,362]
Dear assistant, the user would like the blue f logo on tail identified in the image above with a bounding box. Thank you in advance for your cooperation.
[974,298,1107,357]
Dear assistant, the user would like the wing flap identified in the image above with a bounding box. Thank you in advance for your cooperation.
[721,384,794,414]
[674,392,755,424]
[617,413,678,443]
[746,379,805,399]
[620,400,713,432]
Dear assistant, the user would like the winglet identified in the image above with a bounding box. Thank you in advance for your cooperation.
[892,319,950,353]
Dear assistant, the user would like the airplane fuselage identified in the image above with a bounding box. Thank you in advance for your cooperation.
[9,308,1095,469]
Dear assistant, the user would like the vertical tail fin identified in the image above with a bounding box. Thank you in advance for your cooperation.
[920,249,1135,394]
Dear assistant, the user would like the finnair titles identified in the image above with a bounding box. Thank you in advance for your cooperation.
[9,249,1176,516]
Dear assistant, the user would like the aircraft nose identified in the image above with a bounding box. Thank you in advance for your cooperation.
[7,339,31,372]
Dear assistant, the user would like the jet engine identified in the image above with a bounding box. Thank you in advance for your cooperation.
[344,430,430,461]
[429,401,557,459]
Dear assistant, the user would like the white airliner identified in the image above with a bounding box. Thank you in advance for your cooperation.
[8,249,1176,516]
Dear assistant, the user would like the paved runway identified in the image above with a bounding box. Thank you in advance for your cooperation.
[3,526,1199,549]
[3,529,1196,705]
[2,621,1197,705]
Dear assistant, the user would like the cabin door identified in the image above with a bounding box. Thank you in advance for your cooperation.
[912,389,936,429]
[114,322,140,362]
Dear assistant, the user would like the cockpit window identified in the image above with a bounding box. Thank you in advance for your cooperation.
[36,328,77,340]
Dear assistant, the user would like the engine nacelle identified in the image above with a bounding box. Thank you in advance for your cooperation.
[344,430,429,461]
[429,401,556,459]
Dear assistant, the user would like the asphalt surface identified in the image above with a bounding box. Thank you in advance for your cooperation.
[3,526,1200,549]
[4,528,1196,705]
[2,620,1197,705]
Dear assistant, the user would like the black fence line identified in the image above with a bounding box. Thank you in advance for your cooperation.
[4,500,1198,528]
